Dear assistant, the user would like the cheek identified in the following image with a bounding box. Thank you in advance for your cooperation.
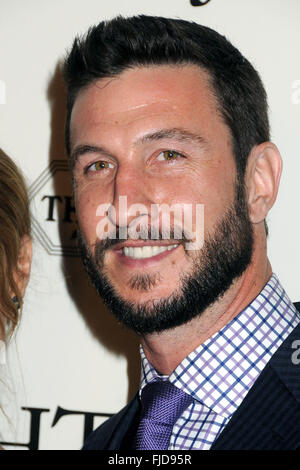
[165,170,236,231]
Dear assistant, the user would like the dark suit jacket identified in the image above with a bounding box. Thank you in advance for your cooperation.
[83,304,300,450]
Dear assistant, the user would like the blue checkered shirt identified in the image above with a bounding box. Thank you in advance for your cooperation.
[139,273,300,450]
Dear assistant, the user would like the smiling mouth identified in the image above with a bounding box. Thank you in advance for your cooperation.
[122,244,179,259]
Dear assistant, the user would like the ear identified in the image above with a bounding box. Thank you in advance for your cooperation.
[246,142,282,224]
[14,235,32,298]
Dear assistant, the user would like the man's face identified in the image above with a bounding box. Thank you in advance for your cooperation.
[70,65,253,334]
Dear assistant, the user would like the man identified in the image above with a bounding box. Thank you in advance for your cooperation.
[63,15,300,450]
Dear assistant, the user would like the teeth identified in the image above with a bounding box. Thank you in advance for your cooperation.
[122,244,178,259]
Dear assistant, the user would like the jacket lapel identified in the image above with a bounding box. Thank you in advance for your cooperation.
[212,322,300,450]
[105,393,140,450]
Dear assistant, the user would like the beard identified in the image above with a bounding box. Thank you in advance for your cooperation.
[77,178,253,335]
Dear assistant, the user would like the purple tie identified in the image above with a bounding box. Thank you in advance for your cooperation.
[134,380,193,450]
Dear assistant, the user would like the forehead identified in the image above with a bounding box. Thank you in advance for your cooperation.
[70,64,225,149]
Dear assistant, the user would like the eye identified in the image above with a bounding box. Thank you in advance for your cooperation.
[86,160,114,173]
[156,150,183,162]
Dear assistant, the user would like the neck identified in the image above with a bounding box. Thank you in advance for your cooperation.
[141,231,271,375]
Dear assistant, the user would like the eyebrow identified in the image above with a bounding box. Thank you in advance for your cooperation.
[136,127,207,147]
[71,127,207,168]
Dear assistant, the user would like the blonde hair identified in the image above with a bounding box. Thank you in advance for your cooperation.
[0,149,31,338]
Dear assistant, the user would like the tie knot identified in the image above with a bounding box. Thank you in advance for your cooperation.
[140,380,192,425]
[135,381,192,449]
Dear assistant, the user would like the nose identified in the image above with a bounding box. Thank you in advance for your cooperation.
[110,164,153,233]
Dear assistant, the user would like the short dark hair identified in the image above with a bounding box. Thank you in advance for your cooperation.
[63,15,270,177]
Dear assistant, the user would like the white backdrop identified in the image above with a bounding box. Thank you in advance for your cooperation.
[0,0,299,450]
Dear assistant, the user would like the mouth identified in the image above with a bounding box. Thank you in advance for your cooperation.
[122,243,179,259]
[111,240,181,265]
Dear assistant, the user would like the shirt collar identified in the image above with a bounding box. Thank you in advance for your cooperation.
[139,273,300,418]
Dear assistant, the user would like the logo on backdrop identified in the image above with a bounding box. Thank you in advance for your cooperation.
[29,160,80,257]
[0,406,112,450]
[190,0,211,6]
